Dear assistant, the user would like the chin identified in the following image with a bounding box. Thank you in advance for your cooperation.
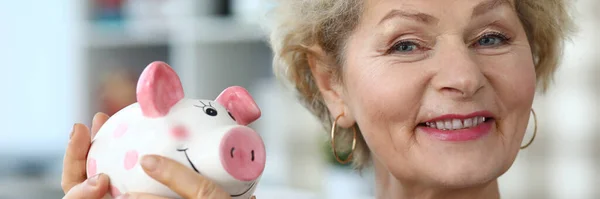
[421,158,508,189]
[412,127,516,189]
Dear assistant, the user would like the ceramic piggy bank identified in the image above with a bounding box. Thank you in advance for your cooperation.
[86,61,266,199]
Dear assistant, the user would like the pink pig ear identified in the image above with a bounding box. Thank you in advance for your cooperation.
[216,86,261,125]
[136,61,184,118]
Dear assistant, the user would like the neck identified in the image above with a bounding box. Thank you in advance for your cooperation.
[373,160,501,199]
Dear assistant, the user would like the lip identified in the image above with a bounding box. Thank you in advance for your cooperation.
[422,111,495,123]
[418,110,495,142]
[419,120,493,141]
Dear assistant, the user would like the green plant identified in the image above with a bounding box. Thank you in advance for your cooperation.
[321,139,353,168]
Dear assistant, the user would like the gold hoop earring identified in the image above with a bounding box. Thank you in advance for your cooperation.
[331,113,357,164]
[520,109,537,149]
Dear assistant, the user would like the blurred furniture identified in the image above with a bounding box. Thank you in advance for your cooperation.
[78,0,274,123]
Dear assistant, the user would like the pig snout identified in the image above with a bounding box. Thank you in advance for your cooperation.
[219,126,266,181]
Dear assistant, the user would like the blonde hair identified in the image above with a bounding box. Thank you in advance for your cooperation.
[267,0,575,169]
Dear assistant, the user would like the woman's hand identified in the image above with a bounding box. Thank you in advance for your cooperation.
[62,113,111,198]
[122,155,233,199]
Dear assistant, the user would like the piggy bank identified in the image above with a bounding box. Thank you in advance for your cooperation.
[86,61,266,199]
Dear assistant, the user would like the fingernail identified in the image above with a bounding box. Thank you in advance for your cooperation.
[87,174,99,186]
[92,113,100,124]
[70,124,77,139]
[141,155,159,171]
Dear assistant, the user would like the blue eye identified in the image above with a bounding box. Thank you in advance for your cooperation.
[391,41,423,54]
[394,42,418,52]
[478,36,501,46]
[476,33,510,47]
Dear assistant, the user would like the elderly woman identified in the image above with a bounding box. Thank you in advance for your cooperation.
[62,0,574,198]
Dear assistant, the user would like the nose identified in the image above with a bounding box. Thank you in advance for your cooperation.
[219,126,266,181]
[432,42,484,98]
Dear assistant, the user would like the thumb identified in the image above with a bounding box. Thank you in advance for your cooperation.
[139,155,232,199]
[63,174,110,199]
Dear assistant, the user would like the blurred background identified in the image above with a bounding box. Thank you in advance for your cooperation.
[0,0,597,198]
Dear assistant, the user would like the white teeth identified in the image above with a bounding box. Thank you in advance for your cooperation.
[464,118,473,127]
[452,119,462,129]
[444,120,452,129]
[424,116,488,130]
[428,122,436,128]
[436,121,444,129]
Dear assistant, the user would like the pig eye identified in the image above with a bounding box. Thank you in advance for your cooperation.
[228,111,236,121]
[204,108,218,116]
[195,101,219,117]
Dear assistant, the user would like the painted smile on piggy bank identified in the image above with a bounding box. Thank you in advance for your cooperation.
[177,146,257,197]
[86,61,266,199]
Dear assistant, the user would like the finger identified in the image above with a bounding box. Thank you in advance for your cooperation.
[91,112,110,140]
[61,123,92,193]
[139,155,231,199]
[62,174,110,199]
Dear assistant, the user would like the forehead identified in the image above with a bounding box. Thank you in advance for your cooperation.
[363,0,515,22]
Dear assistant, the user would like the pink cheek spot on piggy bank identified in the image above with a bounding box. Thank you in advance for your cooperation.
[86,61,265,199]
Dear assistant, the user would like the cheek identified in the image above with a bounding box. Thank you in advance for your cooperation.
[170,126,190,140]
[482,48,536,148]
[484,49,537,109]
[342,53,427,151]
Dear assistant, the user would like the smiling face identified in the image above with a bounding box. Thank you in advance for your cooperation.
[313,0,536,188]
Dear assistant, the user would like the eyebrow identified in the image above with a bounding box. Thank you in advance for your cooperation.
[378,9,438,25]
[378,0,510,25]
[472,0,510,17]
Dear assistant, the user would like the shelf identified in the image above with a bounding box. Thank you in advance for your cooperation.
[84,17,267,48]
[84,20,170,48]
[171,17,268,44]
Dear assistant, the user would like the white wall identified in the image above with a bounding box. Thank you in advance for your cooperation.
[0,0,80,157]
